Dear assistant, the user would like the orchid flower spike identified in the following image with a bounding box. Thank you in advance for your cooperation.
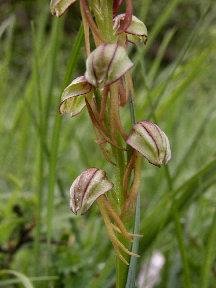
[114,14,148,45]
[50,0,78,17]
[127,120,171,167]
[85,43,134,87]
[69,168,113,215]
[59,76,93,117]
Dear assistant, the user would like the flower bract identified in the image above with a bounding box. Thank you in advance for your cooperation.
[127,120,171,167]
[70,168,114,215]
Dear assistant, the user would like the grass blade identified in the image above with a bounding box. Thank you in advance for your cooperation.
[201,210,216,288]
[140,157,216,252]
[125,98,140,288]
[174,102,216,179]
[44,17,62,132]
[147,27,177,85]
[31,22,45,275]
[0,270,34,288]
[147,3,212,119]
[46,23,84,255]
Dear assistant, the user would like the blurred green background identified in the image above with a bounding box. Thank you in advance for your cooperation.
[0,0,216,287]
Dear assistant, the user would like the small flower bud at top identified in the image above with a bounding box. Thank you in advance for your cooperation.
[114,14,148,45]
[70,168,114,215]
[59,76,93,117]
[50,0,78,17]
[127,121,171,167]
[85,43,134,87]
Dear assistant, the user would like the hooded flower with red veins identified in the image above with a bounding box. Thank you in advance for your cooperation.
[127,120,171,167]
[59,76,93,117]
[114,14,148,45]
[69,168,113,215]
[85,43,134,87]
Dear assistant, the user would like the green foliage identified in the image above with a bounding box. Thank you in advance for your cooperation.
[1,0,216,287]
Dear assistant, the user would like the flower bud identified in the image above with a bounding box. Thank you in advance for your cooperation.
[70,168,114,215]
[127,121,171,167]
[114,14,148,45]
[50,0,78,17]
[85,43,134,87]
[59,76,93,117]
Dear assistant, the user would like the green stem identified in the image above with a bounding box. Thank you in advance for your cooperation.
[91,0,114,42]
[125,97,141,288]
[90,2,135,286]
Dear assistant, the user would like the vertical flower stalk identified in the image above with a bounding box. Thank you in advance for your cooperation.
[50,0,171,286]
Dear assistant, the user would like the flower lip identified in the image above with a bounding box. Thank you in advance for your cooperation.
[126,120,171,167]
[50,0,78,17]
[70,168,114,215]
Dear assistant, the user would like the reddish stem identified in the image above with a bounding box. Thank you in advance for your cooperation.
[80,1,90,55]
[113,0,124,16]
[117,0,133,34]
[85,98,126,151]
[80,0,107,44]
[122,151,135,199]
[118,79,127,107]
[99,85,109,122]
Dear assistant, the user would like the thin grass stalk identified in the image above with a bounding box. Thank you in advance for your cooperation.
[31,22,45,275]
[24,98,65,197]
[173,103,216,179]
[164,167,192,288]
[147,27,177,84]
[139,157,216,261]
[139,0,151,21]
[44,17,62,133]
[201,210,216,288]
[147,0,181,52]
[46,24,84,258]
[125,97,141,288]
[0,15,15,107]
[1,7,49,169]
